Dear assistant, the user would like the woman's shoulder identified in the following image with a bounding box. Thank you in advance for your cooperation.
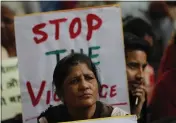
[38,104,67,123]
[38,102,129,123]
[98,101,129,117]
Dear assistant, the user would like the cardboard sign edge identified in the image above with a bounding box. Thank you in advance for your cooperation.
[59,115,137,123]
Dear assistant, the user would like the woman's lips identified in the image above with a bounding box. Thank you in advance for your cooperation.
[79,94,92,99]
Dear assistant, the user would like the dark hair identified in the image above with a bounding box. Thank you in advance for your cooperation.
[148,1,170,20]
[166,1,176,6]
[53,53,101,98]
[124,32,151,58]
[13,113,22,123]
[123,18,155,40]
[174,32,176,44]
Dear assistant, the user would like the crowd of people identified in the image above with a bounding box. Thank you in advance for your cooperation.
[1,1,176,123]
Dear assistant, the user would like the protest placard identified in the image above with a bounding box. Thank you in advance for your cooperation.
[61,115,137,123]
[1,58,22,121]
[15,5,130,123]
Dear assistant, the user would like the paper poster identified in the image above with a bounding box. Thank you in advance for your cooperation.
[61,115,137,123]
[15,5,130,123]
[1,58,22,121]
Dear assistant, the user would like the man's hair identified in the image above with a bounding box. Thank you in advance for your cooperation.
[124,32,151,57]
[123,18,155,40]
[52,53,101,98]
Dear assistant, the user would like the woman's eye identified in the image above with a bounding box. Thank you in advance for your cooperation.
[85,76,94,81]
[70,78,79,84]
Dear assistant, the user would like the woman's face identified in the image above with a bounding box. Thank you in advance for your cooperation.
[63,63,99,108]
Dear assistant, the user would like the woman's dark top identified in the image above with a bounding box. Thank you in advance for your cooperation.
[37,101,114,123]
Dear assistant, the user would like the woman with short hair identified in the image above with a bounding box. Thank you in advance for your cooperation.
[38,53,128,123]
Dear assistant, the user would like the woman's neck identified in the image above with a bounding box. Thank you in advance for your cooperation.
[68,104,96,121]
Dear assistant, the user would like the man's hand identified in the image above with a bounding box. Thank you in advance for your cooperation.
[132,84,146,104]
[131,84,147,119]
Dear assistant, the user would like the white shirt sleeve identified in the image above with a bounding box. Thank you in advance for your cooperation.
[38,117,48,123]
[111,107,129,116]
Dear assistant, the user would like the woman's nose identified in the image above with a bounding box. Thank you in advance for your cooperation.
[78,78,89,91]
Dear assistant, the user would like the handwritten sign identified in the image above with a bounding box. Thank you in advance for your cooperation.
[15,5,130,123]
[61,115,137,123]
[1,58,22,120]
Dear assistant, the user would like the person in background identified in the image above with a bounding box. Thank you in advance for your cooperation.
[1,1,25,15]
[124,33,151,123]
[121,1,175,73]
[1,5,17,59]
[166,1,176,30]
[157,31,176,81]
[39,1,77,12]
[13,114,23,123]
[148,1,175,50]
[149,34,176,122]
[124,18,155,106]
[38,53,128,123]
[75,1,114,8]
[150,117,176,123]
[124,18,154,46]
[1,113,23,123]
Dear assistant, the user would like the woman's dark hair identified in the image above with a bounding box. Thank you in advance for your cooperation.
[124,32,151,58]
[53,53,101,98]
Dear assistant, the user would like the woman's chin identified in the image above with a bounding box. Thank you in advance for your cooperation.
[78,99,96,107]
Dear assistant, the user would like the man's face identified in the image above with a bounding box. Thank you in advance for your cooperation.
[1,5,15,48]
[126,50,148,91]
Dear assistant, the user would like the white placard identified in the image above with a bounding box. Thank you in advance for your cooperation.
[1,58,22,121]
[62,115,137,123]
[15,5,130,123]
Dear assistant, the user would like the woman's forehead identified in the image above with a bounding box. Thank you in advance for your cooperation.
[67,63,94,76]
